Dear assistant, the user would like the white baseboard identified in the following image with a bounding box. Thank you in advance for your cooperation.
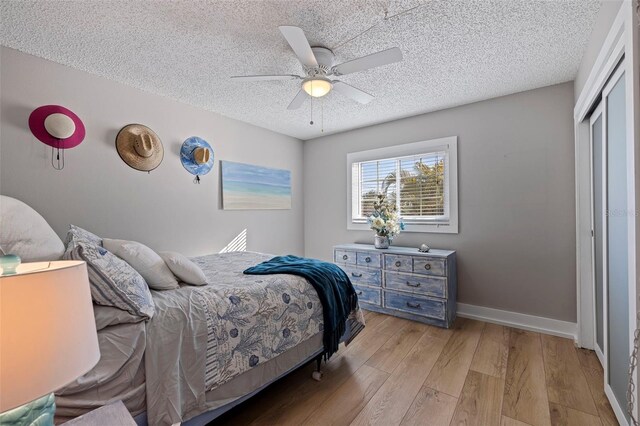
[457,303,578,341]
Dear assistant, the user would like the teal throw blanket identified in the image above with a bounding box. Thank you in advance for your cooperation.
[244,255,358,358]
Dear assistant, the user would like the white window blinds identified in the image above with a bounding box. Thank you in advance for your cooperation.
[352,150,449,222]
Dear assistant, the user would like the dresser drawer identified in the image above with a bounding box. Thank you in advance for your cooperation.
[354,285,381,306]
[334,250,356,265]
[356,251,382,268]
[384,271,447,298]
[384,290,445,320]
[339,266,382,287]
[384,254,412,272]
[413,257,446,276]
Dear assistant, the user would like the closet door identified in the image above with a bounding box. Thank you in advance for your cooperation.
[604,69,628,419]
[590,104,605,363]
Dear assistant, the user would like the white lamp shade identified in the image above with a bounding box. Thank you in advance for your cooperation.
[0,261,100,412]
[302,78,332,98]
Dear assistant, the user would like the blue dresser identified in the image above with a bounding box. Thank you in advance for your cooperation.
[334,243,457,328]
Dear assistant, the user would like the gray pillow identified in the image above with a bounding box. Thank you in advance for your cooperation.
[64,241,155,320]
[103,239,179,290]
[159,251,207,286]
[0,195,65,261]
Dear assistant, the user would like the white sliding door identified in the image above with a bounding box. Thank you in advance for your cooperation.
[590,64,630,424]
[604,68,629,422]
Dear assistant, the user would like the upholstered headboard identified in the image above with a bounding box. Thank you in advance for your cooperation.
[0,195,65,261]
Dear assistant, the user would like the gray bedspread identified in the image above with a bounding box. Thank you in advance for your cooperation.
[57,251,363,426]
[146,251,332,425]
[55,306,147,423]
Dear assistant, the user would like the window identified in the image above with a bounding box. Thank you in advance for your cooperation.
[347,137,458,233]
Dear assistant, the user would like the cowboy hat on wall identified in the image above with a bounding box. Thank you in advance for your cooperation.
[180,136,214,184]
[115,124,164,172]
[29,105,86,170]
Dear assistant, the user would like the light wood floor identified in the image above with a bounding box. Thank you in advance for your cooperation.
[210,311,618,426]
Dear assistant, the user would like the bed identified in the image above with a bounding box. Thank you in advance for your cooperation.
[0,196,364,426]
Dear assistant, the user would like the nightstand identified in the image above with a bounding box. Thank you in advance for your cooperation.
[62,401,136,426]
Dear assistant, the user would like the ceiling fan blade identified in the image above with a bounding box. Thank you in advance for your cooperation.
[231,74,301,82]
[332,47,403,76]
[287,89,307,110]
[279,26,318,69]
[332,81,374,104]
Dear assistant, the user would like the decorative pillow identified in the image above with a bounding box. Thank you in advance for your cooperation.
[103,239,179,291]
[159,251,208,286]
[64,242,154,319]
[0,195,65,261]
[65,224,102,247]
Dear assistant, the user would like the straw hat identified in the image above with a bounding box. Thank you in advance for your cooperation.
[180,136,214,177]
[115,124,164,172]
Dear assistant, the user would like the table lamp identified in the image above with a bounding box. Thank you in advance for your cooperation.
[0,259,100,426]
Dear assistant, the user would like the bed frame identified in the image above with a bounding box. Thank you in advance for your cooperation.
[133,349,323,426]
[132,318,362,426]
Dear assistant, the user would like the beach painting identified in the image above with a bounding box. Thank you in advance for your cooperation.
[221,161,291,210]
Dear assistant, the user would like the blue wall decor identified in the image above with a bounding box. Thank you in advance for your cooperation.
[180,137,214,183]
[221,161,291,210]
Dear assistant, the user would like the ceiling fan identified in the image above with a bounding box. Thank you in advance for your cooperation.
[231,26,403,110]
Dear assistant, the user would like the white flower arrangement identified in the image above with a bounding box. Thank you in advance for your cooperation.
[367,194,405,239]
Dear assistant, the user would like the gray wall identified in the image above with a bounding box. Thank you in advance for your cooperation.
[304,82,577,322]
[574,0,623,100]
[0,47,304,256]
[0,46,580,322]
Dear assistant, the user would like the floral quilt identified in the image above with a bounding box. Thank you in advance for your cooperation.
[191,251,324,389]
[144,251,364,426]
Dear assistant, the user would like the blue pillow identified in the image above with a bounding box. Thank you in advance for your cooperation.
[65,241,155,319]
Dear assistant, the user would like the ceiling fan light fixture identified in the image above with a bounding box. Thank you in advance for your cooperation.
[302,77,332,97]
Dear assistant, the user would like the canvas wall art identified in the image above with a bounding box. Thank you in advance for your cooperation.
[221,161,291,210]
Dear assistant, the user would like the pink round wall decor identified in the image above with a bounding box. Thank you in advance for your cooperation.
[28,105,86,149]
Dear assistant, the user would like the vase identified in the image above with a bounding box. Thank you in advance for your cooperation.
[374,235,390,249]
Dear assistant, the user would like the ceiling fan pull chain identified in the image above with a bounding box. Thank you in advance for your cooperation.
[310,81,314,125]
[321,97,324,133]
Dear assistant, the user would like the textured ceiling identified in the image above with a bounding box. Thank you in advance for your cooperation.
[1,0,600,140]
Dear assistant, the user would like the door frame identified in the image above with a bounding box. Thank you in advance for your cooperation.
[574,2,638,424]
[588,101,604,366]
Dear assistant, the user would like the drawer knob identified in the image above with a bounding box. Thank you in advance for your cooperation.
[365,256,371,263]
[406,281,421,288]
[395,261,402,267]
[351,272,363,278]
[407,302,421,309]
[343,255,348,260]
[424,264,431,270]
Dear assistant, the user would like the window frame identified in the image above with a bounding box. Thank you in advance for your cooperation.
[346,136,458,234]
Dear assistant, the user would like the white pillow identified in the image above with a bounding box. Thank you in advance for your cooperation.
[159,251,207,286]
[103,239,179,290]
[0,195,65,261]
